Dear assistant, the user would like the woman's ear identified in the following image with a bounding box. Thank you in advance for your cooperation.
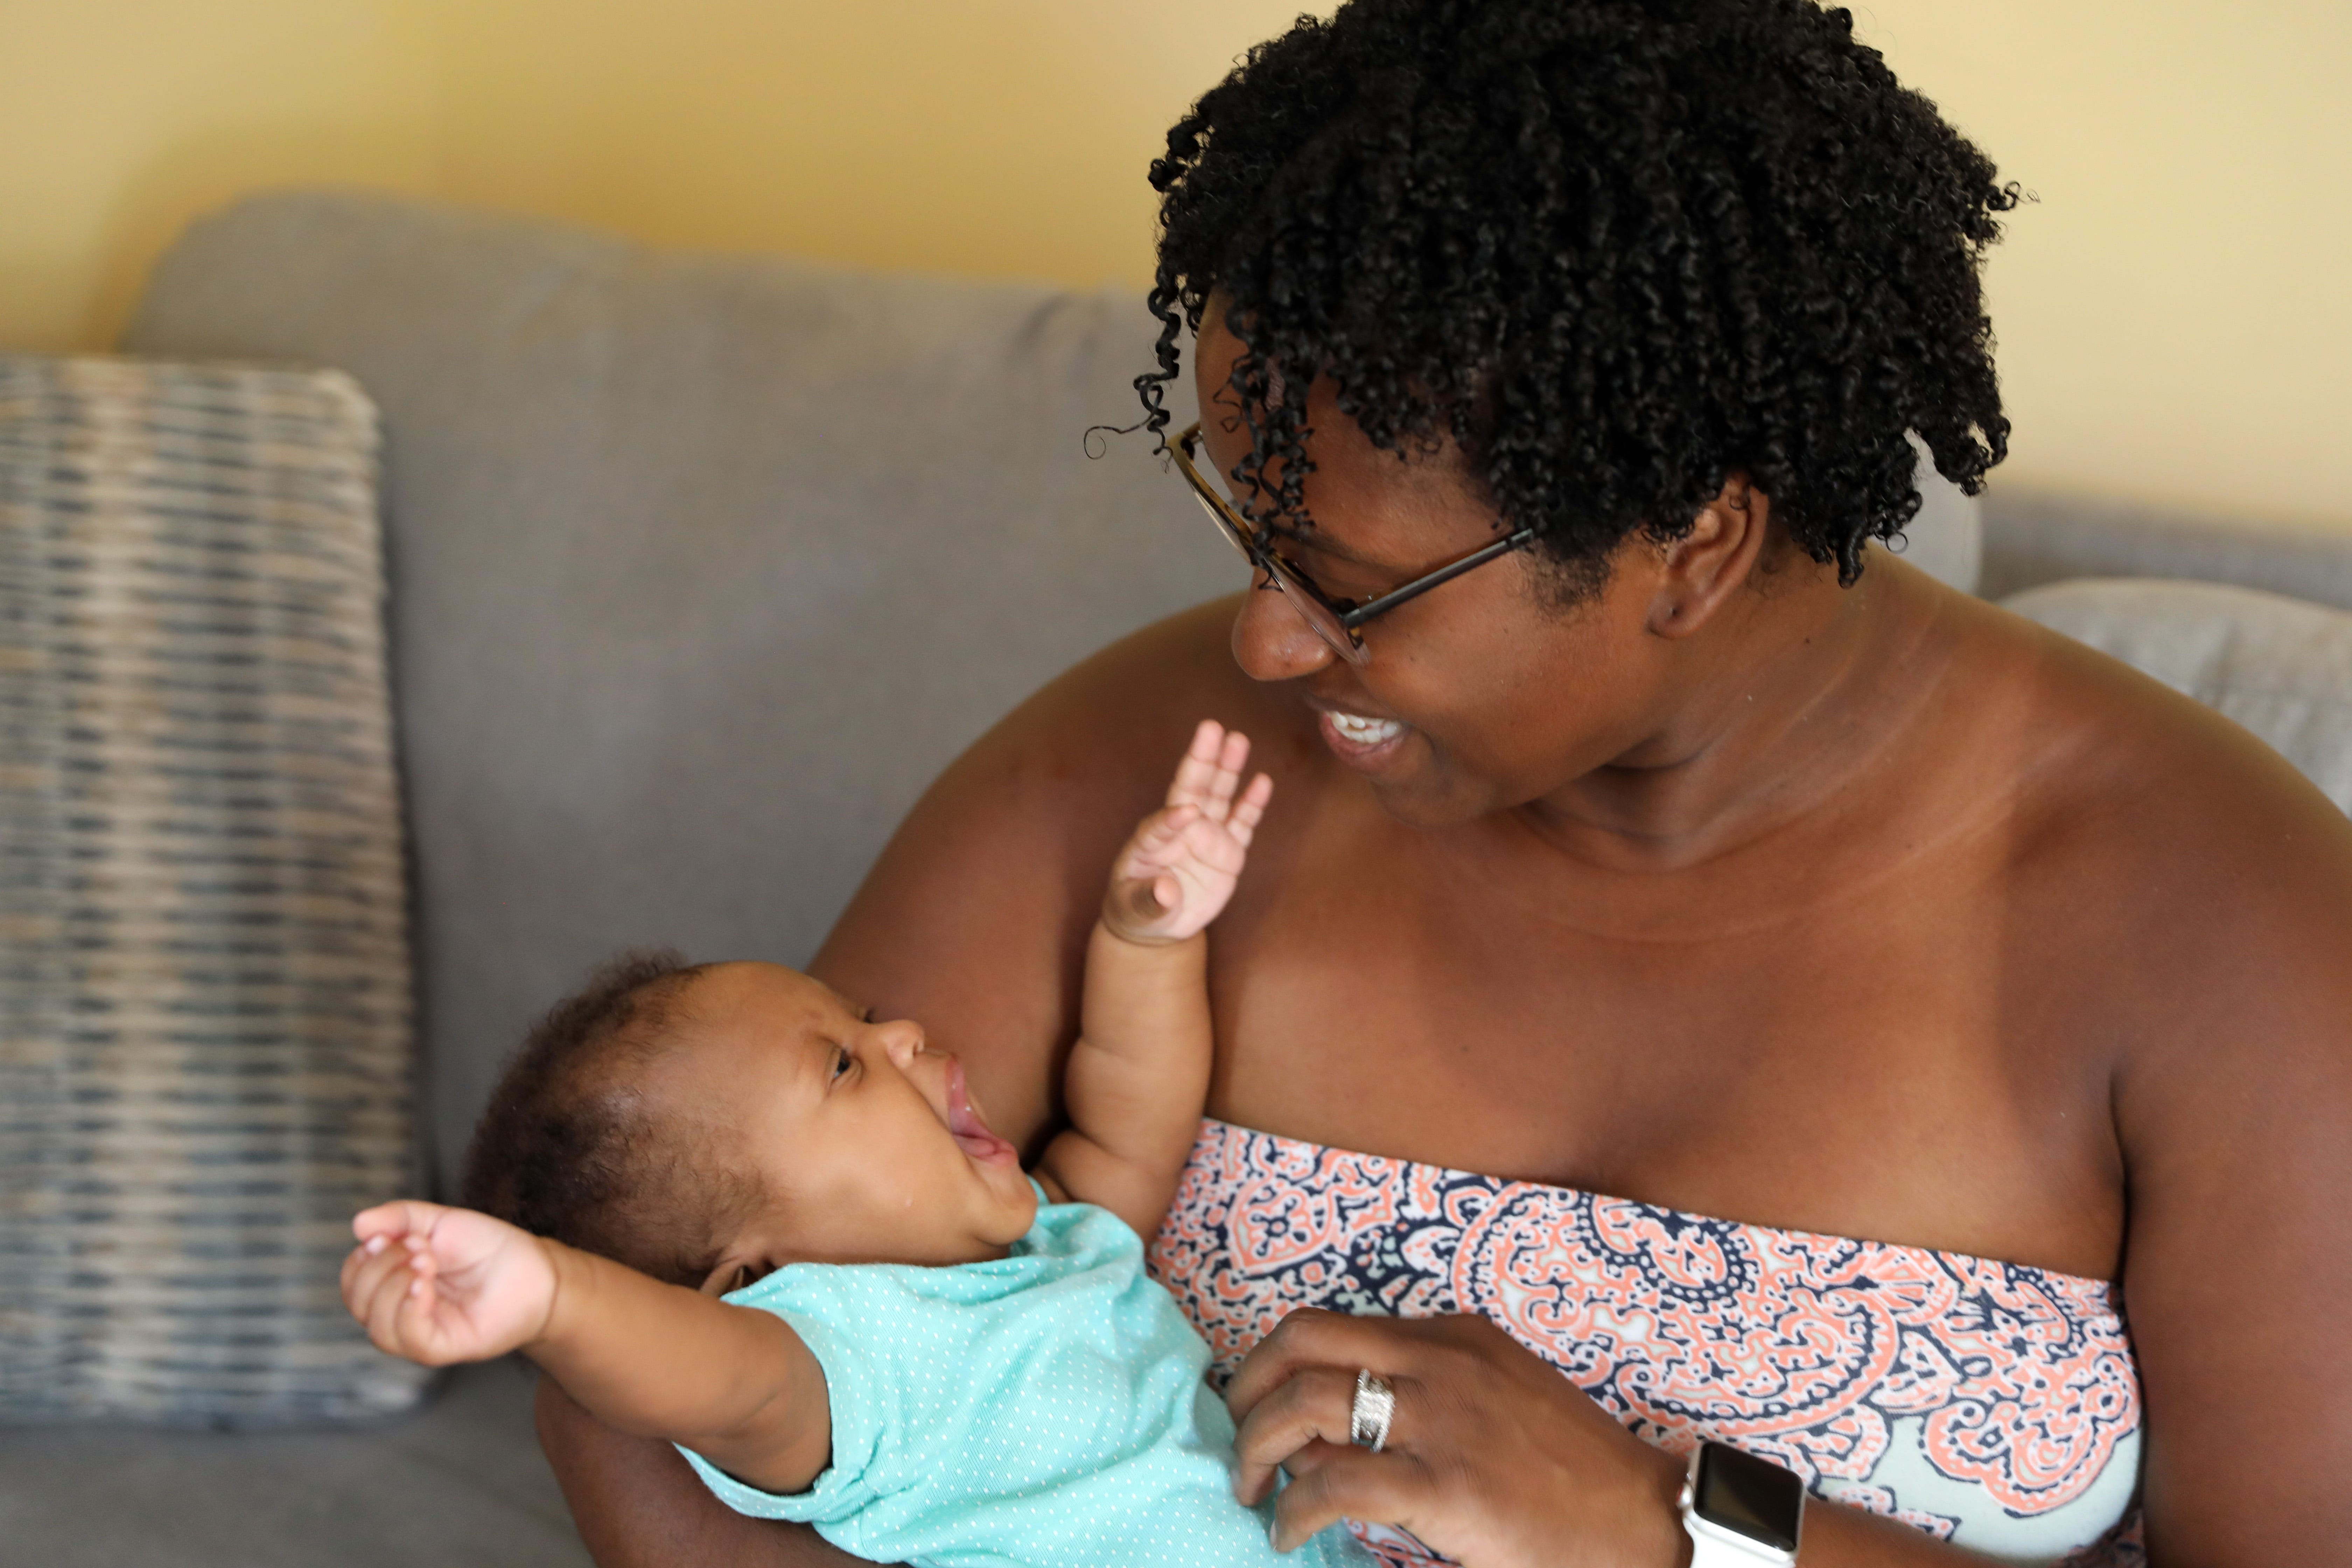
[1646,474,1772,638]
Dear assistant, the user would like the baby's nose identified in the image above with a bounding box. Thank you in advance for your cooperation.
[877,1019,928,1068]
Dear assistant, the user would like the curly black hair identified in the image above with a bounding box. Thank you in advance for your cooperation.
[1136,0,2017,587]
[461,950,754,1288]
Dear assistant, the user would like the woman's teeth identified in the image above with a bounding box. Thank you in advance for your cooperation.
[1328,711,1404,746]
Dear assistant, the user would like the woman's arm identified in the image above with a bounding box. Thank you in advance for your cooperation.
[537,1380,886,1568]
[2094,763,2352,1560]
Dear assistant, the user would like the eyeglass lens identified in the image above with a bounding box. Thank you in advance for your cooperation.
[1186,490,1365,664]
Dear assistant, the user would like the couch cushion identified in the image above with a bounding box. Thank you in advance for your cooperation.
[2003,576,2352,812]
[1982,490,2352,610]
[0,353,425,1424]
[119,191,1236,1191]
[1887,432,1981,594]
[0,1359,583,1567]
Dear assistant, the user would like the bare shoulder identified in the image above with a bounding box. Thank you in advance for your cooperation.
[808,596,1301,1145]
[1975,592,2352,1050]
[1963,592,2352,1553]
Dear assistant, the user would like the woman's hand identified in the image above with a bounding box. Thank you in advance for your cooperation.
[1100,718,1272,945]
[341,1199,559,1367]
[1227,1310,1689,1568]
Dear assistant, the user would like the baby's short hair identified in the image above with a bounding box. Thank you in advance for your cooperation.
[461,950,754,1288]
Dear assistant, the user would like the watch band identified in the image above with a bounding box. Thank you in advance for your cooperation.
[1683,1519,1796,1567]
[1678,1441,1803,1567]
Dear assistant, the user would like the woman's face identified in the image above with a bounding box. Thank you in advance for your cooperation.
[1192,314,1708,829]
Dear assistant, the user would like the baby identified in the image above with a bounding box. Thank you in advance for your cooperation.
[341,721,1371,1568]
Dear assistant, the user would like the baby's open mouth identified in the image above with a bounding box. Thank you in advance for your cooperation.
[943,1057,1018,1166]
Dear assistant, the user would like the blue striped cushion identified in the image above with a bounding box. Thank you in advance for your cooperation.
[0,355,427,1425]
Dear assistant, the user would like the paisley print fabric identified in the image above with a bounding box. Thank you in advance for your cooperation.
[1148,1121,2144,1568]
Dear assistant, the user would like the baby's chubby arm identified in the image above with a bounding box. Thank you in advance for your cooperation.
[1035,720,1271,1238]
[342,1200,831,1496]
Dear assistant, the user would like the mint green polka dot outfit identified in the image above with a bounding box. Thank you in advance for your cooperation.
[679,1188,1373,1567]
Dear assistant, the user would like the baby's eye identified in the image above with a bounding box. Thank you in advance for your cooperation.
[830,1045,854,1083]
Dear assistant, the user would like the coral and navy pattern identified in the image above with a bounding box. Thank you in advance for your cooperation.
[1149,1120,2145,1568]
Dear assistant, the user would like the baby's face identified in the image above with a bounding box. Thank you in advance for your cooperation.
[644,962,1037,1290]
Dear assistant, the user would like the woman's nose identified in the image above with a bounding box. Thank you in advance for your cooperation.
[1230,582,1336,682]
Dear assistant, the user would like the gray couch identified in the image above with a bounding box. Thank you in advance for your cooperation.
[5,190,2346,1567]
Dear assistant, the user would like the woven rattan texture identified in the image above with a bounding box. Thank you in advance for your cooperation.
[0,355,425,1425]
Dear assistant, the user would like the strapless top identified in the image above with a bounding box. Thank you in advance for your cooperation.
[1147,1120,2144,1568]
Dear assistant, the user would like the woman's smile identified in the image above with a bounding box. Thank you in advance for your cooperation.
[1316,706,1410,766]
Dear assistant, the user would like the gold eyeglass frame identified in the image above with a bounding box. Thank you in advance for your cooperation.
[1170,420,1536,665]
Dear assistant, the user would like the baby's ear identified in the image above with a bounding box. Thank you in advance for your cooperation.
[698,1253,758,1298]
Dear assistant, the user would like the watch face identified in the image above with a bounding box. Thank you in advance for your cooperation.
[1693,1443,1804,1554]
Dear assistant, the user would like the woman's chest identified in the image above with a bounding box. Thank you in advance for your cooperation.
[1201,817,2126,1277]
[1147,1119,2146,1567]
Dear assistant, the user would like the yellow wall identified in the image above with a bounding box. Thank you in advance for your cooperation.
[0,1,1317,351]
[1860,0,2352,528]
[3,0,2347,529]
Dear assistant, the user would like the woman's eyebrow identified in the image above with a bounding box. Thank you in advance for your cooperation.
[1260,519,1380,567]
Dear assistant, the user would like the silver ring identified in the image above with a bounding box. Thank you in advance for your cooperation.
[1349,1368,1395,1452]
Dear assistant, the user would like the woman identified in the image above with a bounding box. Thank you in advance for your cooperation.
[539,2,2352,1563]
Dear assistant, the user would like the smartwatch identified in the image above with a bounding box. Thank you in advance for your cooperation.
[1679,1441,1804,1566]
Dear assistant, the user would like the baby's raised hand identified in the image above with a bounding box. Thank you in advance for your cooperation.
[1103,719,1274,944]
[341,1200,558,1368]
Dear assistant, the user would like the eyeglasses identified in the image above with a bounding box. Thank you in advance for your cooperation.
[1171,421,1535,665]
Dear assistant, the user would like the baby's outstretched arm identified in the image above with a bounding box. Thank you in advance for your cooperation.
[1036,719,1271,1237]
[342,1200,830,1494]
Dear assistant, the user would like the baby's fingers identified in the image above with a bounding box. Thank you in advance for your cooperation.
[1174,812,1251,877]
[341,1239,385,1316]
[353,1198,446,1247]
[1167,721,1255,819]
[1198,728,1253,823]
[356,1241,429,1352]
[1226,772,1274,849]
[1128,802,1198,855]
[1117,805,1200,882]
[339,1231,395,1303]
[392,1251,464,1359]
[1164,719,1228,809]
